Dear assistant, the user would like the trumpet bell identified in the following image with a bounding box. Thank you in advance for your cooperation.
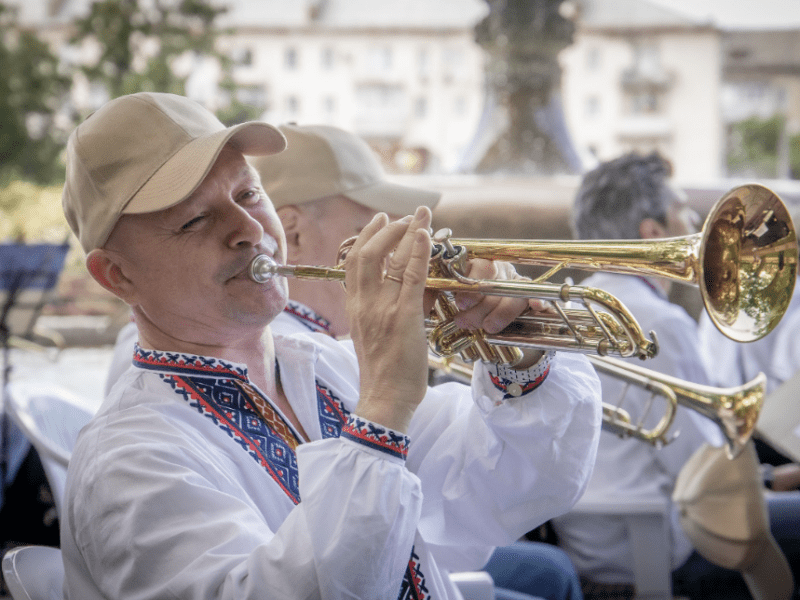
[592,356,766,459]
[700,184,798,342]
[449,183,797,343]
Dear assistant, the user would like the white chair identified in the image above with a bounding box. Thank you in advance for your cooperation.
[450,570,495,600]
[2,545,64,600]
[567,496,672,600]
[3,381,96,514]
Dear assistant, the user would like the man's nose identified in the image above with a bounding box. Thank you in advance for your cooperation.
[226,204,265,248]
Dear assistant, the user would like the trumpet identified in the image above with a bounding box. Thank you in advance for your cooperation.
[249,184,788,458]
[251,184,796,366]
[589,356,765,458]
[428,352,763,458]
[444,183,797,344]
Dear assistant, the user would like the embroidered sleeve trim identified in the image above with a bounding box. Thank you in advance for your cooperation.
[486,350,555,400]
[341,415,410,461]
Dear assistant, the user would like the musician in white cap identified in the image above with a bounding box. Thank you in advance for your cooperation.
[60,92,602,600]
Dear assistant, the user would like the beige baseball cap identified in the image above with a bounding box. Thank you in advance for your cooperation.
[673,442,794,600]
[248,124,440,214]
[63,92,287,253]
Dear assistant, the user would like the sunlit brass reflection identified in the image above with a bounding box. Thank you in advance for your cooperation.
[447,183,797,343]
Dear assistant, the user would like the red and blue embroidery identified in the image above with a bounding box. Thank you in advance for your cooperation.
[341,416,410,460]
[317,382,349,439]
[398,548,430,600]
[134,346,247,380]
[163,373,302,504]
[284,300,333,335]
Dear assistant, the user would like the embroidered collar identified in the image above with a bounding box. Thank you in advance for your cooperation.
[133,344,249,381]
[283,300,334,336]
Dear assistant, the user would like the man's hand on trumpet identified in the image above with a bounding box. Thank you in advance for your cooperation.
[345,207,433,433]
[449,257,551,370]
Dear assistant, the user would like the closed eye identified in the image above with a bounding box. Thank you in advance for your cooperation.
[180,215,205,230]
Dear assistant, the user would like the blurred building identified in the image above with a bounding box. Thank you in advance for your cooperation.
[5,0,800,183]
[7,0,489,175]
[560,0,800,182]
[213,0,489,173]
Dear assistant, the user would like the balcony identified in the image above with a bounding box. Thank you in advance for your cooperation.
[616,114,673,140]
[620,67,675,92]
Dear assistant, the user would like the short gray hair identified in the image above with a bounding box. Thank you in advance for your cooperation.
[571,152,676,240]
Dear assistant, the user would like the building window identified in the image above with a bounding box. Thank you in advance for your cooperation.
[321,46,334,70]
[237,85,266,109]
[285,47,298,70]
[632,42,661,78]
[232,46,253,67]
[366,46,392,73]
[418,47,430,80]
[629,90,659,114]
[286,95,300,115]
[415,96,427,118]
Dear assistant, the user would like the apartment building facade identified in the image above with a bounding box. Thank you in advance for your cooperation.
[560,0,800,182]
[8,0,800,182]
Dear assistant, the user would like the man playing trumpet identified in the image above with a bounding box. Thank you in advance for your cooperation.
[60,92,602,600]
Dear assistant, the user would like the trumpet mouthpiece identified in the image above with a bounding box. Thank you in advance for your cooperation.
[249,255,281,283]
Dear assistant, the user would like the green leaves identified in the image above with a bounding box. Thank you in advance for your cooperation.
[0,2,71,184]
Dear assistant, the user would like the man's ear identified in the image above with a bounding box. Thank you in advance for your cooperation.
[277,206,302,261]
[639,217,667,240]
[86,249,136,304]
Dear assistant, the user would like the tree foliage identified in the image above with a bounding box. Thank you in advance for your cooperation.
[727,115,800,180]
[0,3,71,184]
[70,0,236,113]
[727,115,782,178]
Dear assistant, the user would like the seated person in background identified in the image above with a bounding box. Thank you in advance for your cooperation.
[249,123,586,600]
[550,151,799,600]
[59,92,602,600]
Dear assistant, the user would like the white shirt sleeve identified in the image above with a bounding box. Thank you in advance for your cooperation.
[406,352,602,570]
